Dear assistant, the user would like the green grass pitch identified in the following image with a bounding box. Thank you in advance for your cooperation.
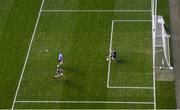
[0,0,176,109]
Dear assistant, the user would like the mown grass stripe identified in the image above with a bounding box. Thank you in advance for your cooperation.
[11,0,45,109]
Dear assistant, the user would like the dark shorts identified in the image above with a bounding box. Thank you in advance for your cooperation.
[112,55,116,58]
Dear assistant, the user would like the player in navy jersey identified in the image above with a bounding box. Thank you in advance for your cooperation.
[53,65,66,80]
[106,49,117,61]
[111,49,117,60]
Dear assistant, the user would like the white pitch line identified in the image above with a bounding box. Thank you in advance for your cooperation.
[107,21,114,88]
[113,20,152,22]
[11,0,45,109]
[108,86,154,89]
[42,9,152,13]
[151,0,157,109]
[16,101,154,105]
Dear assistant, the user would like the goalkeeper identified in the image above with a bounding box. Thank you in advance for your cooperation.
[111,49,117,60]
[106,49,117,61]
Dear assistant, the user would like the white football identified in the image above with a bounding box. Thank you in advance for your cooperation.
[46,50,48,52]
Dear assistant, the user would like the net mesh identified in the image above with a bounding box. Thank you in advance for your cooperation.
[161,24,171,68]
[155,16,172,69]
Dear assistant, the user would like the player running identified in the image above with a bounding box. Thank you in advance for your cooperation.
[53,65,66,80]
[58,51,63,65]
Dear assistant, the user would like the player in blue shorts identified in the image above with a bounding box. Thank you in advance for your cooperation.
[58,51,63,65]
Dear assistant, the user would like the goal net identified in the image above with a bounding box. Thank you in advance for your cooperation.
[155,15,173,70]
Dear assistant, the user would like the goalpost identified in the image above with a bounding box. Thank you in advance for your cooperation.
[151,0,157,109]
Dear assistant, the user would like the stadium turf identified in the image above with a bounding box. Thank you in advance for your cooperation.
[15,12,153,109]
[0,0,42,108]
[0,0,176,109]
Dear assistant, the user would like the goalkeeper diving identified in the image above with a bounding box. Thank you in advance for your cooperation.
[106,49,117,61]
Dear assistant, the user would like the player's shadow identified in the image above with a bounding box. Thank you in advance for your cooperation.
[63,80,85,92]
[63,66,82,74]
[115,56,125,64]
[60,66,85,91]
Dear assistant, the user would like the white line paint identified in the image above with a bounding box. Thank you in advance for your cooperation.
[16,100,154,104]
[42,9,152,13]
[151,0,157,109]
[11,0,45,109]
[107,21,114,88]
[108,86,154,89]
[113,20,152,22]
